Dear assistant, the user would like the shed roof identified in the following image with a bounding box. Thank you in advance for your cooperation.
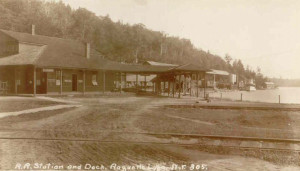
[143,61,178,67]
[169,63,209,72]
[206,69,230,76]
[96,61,173,73]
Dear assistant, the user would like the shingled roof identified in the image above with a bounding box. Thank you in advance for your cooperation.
[0,30,208,74]
[0,29,98,69]
[0,44,46,65]
[0,30,174,73]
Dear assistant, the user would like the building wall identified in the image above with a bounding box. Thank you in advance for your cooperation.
[84,70,101,92]
[45,68,116,93]
[103,71,115,91]
[47,69,84,93]
[0,65,34,94]
[0,67,117,94]
[0,66,15,93]
[19,66,34,94]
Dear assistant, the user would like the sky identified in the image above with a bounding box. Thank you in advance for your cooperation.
[50,0,300,79]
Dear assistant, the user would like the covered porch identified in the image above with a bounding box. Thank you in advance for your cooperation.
[0,63,209,99]
[0,65,116,96]
[113,64,209,99]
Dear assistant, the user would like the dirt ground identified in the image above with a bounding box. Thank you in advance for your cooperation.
[136,106,300,139]
[0,95,300,170]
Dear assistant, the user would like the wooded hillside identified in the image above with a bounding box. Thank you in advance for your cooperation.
[0,0,260,81]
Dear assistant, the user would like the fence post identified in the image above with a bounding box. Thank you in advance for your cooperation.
[279,95,280,104]
[241,93,243,101]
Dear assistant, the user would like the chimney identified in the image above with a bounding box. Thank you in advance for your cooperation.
[32,25,35,35]
[85,43,90,59]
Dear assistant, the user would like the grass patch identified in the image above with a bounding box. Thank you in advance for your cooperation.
[0,99,62,112]
[0,107,75,128]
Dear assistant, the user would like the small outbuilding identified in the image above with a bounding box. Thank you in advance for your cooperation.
[264,82,275,89]
[206,69,230,89]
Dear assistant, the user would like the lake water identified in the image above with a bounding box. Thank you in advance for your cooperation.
[209,87,300,104]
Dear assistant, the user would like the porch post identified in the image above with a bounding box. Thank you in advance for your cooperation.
[136,74,138,93]
[183,75,186,95]
[144,75,147,91]
[103,71,106,94]
[152,80,155,93]
[168,80,170,97]
[157,76,160,95]
[124,73,127,88]
[178,74,181,98]
[204,73,206,98]
[60,69,63,95]
[14,68,17,94]
[120,72,122,93]
[83,70,86,94]
[163,81,165,95]
[196,73,199,98]
[172,74,175,98]
[156,78,159,94]
[33,66,36,96]
[214,74,216,89]
[190,73,192,96]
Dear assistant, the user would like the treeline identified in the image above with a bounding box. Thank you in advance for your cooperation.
[0,0,264,83]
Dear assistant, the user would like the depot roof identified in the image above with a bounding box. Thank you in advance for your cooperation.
[0,29,208,74]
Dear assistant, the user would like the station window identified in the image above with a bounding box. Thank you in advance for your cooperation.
[92,74,98,86]
[56,70,61,86]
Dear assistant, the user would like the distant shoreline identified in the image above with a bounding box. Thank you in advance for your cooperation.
[277,86,300,88]
[208,87,300,104]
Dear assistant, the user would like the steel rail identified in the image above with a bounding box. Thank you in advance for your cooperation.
[0,136,299,153]
[1,129,300,143]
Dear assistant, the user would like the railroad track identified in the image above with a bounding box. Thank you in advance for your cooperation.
[1,130,300,152]
[165,104,300,111]
[0,136,298,152]
[1,128,300,142]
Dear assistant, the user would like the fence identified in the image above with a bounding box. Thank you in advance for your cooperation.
[208,90,295,104]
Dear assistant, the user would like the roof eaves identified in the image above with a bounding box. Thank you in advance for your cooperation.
[19,41,47,46]
[33,45,48,66]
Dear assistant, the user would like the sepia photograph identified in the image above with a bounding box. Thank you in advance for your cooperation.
[0,0,300,170]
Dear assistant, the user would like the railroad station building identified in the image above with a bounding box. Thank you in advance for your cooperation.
[0,27,209,97]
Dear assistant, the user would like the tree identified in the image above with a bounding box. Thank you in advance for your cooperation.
[257,66,261,74]
[224,53,232,65]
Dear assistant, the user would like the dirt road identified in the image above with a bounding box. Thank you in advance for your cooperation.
[0,96,299,170]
